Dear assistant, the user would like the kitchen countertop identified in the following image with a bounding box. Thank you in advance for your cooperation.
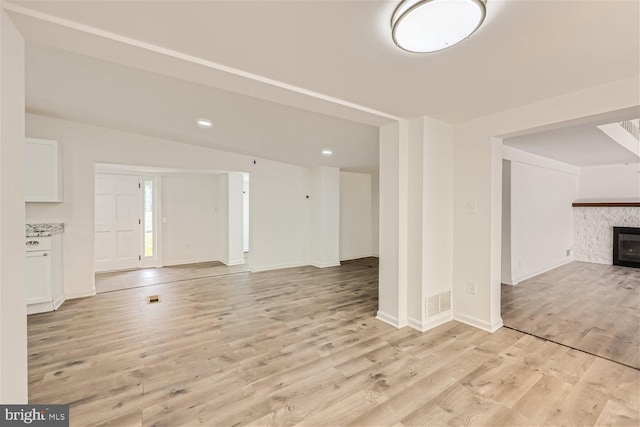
[26,223,65,237]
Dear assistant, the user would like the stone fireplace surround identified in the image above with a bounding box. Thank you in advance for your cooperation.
[573,203,640,265]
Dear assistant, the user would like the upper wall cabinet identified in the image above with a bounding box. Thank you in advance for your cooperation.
[25,138,63,202]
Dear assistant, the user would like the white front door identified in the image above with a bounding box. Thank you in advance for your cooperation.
[94,173,142,272]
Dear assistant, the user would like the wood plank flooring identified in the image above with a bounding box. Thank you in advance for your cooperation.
[95,261,250,293]
[502,261,640,369]
[29,258,639,426]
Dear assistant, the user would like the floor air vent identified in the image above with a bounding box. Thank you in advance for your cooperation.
[426,291,451,318]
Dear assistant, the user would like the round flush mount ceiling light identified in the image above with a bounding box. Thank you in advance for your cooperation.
[321,149,333,157]
[197,118,213,128]
[391,0,486,53]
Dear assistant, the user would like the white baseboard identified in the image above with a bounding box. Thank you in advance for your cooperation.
[224,259,246,266]
[512,258,574,285]
[454,312,503,333]
[163,257,219,267]
[53,297,65,310]
[408,312,454,333]
[250,261,309,273]
[311,262,341,268]
[65,290,96,300]
[339,253,373,262]
[376,311,403,329]
[27,301,54,315]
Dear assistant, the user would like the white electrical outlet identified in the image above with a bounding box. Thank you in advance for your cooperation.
[466,200,477,215]
[466,280,476,295]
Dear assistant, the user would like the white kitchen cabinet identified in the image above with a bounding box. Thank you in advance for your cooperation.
[25,235,65,314]
[25,138,63,202]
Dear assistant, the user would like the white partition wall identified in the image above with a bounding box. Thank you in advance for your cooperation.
[501,147,579,285]
[228,172,245,266]
[377,117,454,332]
[218,172,245,266]
[0,10,28,403]
[579,164,640,200]
[162,174,219,266]
[339,171,372,261]
[310,166,340,268]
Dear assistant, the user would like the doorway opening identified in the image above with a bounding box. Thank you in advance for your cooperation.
[498,108,640,369]
[93,164,251,293]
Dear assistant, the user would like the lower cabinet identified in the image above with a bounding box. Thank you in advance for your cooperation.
[25,235,65,314]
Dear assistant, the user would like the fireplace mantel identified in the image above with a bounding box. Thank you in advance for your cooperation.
[572,202,640,207]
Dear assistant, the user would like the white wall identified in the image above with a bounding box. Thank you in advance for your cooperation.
[371,173,379,257]
[501,160,512,284]
[310,166,340,268]
[243,176,249,252]
[227,172,244,265]
[378,117,454,332]
[453,75,639,332]
[161,175,219,266]
[505,150,578,284]
[420,117,454,329]
[578,164,640,201]
[339,171,372,261]
[25,113,313,296]
[378,121,406,327]
[0,10,28,403]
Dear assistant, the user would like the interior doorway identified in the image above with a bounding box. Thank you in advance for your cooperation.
[93,165,250,292]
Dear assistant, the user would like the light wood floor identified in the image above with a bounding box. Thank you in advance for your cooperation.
[29,258,639,426]
[502,261,640,369]
[95,261,250,293]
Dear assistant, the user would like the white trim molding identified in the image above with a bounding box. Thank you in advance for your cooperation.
[510,258,574,285]
[64,290,97,300]
[376,311,403,329]
[454,312,503,333]
[408,312,453,333]
[250,261,309,273]
[311,262,341,269]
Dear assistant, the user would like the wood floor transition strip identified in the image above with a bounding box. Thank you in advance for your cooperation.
[503,325,640,371]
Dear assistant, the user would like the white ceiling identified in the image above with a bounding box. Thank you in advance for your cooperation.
[5,1,640,172]
[26,44,380,173]
[6,0,639,123]
[504,119,640,167]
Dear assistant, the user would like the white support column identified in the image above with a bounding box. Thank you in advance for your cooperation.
[310,166,340,268]
[378,117,454,332]
[227,172,245,265]
[377,120,409,328]
[0,10,28,403]
[218,172,245,266]
[418,117,454,331]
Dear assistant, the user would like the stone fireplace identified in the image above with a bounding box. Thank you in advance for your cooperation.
[573,204,640,265]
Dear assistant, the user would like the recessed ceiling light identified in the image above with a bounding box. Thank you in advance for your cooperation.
[197,118,213,128]
[321,149,333,157]
[391,0,486,53]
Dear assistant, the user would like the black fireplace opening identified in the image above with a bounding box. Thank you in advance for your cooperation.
[613,227,640,268]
